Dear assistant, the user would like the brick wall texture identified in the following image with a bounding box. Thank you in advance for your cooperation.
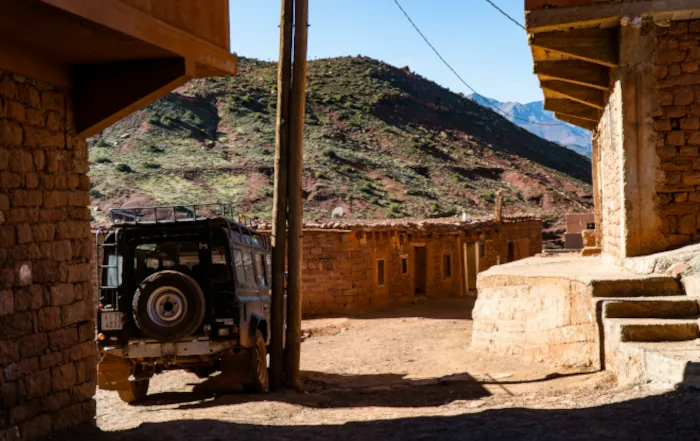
[0,71,96,440]
[301,219,542,317]
[653,20,700,249]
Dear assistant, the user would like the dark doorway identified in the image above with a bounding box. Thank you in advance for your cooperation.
[463,242,477,292]
[507,242,515,263]
[414,246,427,296]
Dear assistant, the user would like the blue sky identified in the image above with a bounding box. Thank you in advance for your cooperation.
[229,0,543,104]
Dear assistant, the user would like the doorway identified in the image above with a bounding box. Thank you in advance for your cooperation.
[463,242,477,293]
[414,246,427,296]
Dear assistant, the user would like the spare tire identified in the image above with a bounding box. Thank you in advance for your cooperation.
[132,270,206,341]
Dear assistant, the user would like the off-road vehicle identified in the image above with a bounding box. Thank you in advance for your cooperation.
[96,204,279,403]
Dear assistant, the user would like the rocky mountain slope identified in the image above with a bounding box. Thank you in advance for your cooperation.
[469,94,592,157]
[88,57,593,226]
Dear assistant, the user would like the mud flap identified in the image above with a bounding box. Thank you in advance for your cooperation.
[98,354,133,391]
[206,351,254,387]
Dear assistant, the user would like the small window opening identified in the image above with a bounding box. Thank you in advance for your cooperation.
[479,243,486,258]
[401,257,408,275]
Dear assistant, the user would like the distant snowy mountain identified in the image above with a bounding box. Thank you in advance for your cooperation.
[468,94,592,158]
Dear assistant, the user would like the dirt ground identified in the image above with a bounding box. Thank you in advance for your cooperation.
[44,298,700,441]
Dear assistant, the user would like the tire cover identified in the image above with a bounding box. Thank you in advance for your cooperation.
[132,270,206,341]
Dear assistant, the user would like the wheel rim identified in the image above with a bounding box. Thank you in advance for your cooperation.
[147,286,188,327]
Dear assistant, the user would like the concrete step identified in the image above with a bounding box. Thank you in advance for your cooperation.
[616,340,700,388]
[609,318,699,342]
[603,297,700,319]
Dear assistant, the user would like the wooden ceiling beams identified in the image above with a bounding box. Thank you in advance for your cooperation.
[526,4,622,131]
[544,98,601,121]
[530,28,618,67]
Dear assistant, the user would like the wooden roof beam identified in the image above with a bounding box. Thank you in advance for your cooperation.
[72,57,194,138]
[541,80,606,109]
[555,113,598,131]
[526,0,700,33]
[544,98,601,122]
[535,60,610,91]
[530,28,618,67]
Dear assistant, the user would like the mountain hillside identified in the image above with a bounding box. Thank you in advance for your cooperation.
[88,57,593,227]
[469,94,592,157]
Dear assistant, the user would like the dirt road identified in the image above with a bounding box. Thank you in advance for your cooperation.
[43,298,700,441]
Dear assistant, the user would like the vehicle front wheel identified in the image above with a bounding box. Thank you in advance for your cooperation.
[117,380,150,404]
[243,330,269,393]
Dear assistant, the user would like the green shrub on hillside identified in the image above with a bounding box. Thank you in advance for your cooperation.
[95,157,112,164]
[142,161,161,169]
[115,163,133,173]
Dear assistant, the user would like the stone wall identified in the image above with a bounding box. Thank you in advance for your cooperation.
[0,72,96,440]
[472,272,599,368]
[653,20,700,250]
[597,81,624,261]
[301,219,542,317]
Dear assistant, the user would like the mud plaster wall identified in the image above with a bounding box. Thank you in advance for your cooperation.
[301,220,542,317]
[0,71,96,440]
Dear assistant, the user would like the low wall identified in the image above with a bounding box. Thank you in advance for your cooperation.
[472,267,599,368]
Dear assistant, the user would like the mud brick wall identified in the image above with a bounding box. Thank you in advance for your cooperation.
[653,20,700,249]
[597,81,624,261]
[301,230,415,317]
[0,72,96,440]
[301,219,542,317]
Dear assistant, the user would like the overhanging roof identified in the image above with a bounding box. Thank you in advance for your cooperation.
[0,0,237,137]
[525,0,700,131]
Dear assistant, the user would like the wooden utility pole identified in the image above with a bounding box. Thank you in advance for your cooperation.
[270,0,294,390]
[284,0,309,389]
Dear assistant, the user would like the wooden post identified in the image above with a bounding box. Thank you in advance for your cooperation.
[270,0,294,390]
[494,190,503,222]
[284,0,309,389]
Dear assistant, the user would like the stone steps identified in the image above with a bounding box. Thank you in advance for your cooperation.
[603,297,700,319]
[609,318,700,342]
[616,340,700,388]
[591,277,683,298]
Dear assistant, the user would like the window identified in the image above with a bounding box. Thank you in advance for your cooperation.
[243,251,255,285]
[377,259,385,286]
[401,256,408,275]
[255,254,268,287]
[232,249,246,284]
[479,243,486,258]
[443,254,452,279]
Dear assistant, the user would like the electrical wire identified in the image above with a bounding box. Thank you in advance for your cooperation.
[483,0,526,31]
[392,0,565,127]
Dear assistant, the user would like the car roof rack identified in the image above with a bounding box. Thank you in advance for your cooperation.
[109,203,239,225]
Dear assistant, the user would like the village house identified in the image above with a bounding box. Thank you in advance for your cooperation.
[258,217,542,317]
[473,0,700,388]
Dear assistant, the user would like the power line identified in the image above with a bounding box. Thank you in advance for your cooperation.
[391,0,564,127]
[483,0,526,31]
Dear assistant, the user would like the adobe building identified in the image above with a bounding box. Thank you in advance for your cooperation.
[257,217,542,317]
[473,0,700,387]
[0,2,236,439]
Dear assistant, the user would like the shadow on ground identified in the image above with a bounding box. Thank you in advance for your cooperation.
[43,390,700,441]
[129,370,491,410]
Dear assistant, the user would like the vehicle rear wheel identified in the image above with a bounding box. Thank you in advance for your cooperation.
[117,380,149,404]
[132,270,206,341]
[243,330,269,393]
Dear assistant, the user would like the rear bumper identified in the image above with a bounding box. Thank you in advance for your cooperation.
[101,337,236,360]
